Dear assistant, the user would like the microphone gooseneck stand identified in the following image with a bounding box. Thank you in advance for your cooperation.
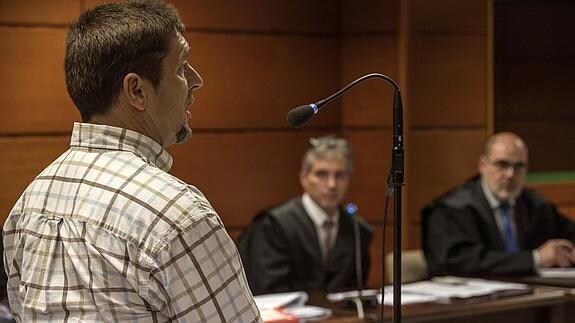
[286,73,405,322]
[345,203,365,319]
[391,88,404,323]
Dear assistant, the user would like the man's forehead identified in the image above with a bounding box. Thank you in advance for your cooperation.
[173,32,190,57]
[310,157,348,169]
[490,142,527,160]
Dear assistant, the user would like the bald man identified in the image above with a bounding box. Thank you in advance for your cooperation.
[423,132,575,277]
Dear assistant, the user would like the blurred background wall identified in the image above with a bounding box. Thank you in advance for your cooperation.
[1,0,573,287]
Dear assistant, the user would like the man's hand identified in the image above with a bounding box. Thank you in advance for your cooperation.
[537,239,575,268]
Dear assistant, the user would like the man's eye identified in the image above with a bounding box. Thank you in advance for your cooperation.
[179,62,188,74]
[335,172,349,180]
[315,171,328,179]
[495,161,511,169]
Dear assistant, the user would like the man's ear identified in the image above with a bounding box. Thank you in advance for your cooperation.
[299,169,307,187]
[122,73,148,112]
[478,155,487,174]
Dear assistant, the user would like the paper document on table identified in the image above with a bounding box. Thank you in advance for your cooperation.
[379,289,440,305]
[282,305,332,320]
[400,277,529,299]
[539,268,575,278]
[379,277,529,304]
[326,289,379,302]
[254,291,309,310]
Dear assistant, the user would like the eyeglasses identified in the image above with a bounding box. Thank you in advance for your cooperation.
[485,157,528,172]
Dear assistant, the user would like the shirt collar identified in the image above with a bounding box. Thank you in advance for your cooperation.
[70,122,173,172]
[301,193,340,227]
[480,176,515,209]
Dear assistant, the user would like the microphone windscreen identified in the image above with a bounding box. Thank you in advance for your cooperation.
[286,105,316,128]
[345,203,358,216]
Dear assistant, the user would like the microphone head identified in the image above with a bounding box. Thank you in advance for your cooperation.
[286,104,317,128]
[345,203,358,216]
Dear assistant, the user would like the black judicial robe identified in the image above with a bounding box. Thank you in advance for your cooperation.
[422,175,575,277]
[239,198,373,295]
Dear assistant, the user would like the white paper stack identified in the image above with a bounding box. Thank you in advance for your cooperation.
[379,277,529,305]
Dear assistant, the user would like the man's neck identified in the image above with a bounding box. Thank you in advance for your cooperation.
[88,106,162,146]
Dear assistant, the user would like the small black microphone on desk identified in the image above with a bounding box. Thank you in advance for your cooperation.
[345,202,367,320]
[345,203,363,296]
[345,203,364,293]
[345,203,358,216]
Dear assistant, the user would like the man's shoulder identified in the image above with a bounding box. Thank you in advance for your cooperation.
[430,176,481,210]
[252,197,307,229]
[268,198,303,216]
[518,186,554,208]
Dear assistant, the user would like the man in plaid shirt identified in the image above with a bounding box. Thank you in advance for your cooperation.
[3,1,261,322]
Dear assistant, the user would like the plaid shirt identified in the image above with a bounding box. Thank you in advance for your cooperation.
[3,122,261,322]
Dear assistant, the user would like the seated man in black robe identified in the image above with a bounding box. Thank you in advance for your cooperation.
[239,135,373,295]
[423,132,575,277]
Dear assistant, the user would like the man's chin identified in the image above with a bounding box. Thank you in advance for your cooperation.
[319,201,340,213]
[496,189,521,201]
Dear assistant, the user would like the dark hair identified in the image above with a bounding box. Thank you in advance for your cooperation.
[65,0,185,121]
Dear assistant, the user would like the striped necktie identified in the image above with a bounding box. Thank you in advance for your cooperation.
[322,219,335,264]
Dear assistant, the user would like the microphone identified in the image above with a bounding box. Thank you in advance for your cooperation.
[286,104,319,128]
[346,202,366,320]
[286,73,401,128]
[345,203,363,292]
[288,72,405,323]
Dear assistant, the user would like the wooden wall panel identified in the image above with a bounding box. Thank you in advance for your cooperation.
[532,183,575,206]
[408,225,421,251]
[495,2,575,59]
[496,62,574,119]
[407,130,485,226]
[167,130,336,229]
[0,0,80,25]
[410,0,486,33]
[495,60,575,172]
[0,136,69,224]
[189,32,340,130]
[409,34,487,127]
[0,27,78,134]
[343,130,392,224]
[405,0,491,252]
[84,0,339,33]
[494,1,575,173]
[340,0,398,33]
[367,225,393,288]
[172,0,338,33]
[340,35,398,127]
[498,121,575,173]
[0,31,340,134]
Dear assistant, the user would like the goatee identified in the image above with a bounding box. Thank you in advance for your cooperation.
[175,124,192,144]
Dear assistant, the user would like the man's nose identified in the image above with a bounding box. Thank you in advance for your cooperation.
[326,175,338,187]
[503,166,516,177]
[186,65,203,90]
